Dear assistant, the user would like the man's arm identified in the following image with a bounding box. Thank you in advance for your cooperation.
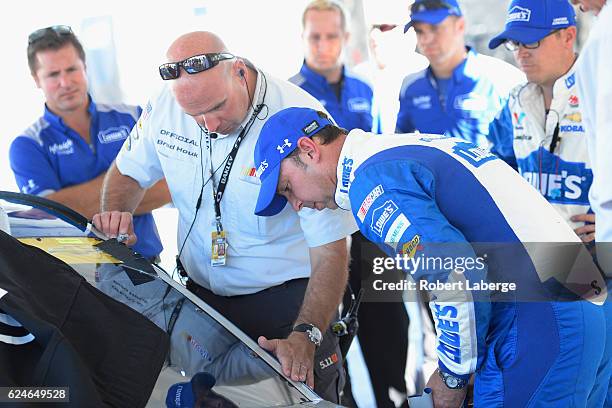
[258,238,348,387]
[45,171,170,219]
[92,163,156,245]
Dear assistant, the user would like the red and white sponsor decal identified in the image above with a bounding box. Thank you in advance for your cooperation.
[357,185,384,222]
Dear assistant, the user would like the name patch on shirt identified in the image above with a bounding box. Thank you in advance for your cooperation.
[413,95,432,109]
[347,97,371,113]
[98,126,131,144]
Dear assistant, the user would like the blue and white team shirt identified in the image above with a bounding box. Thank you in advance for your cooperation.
[396,48,524,147]
[490,65,592,229]
[290,62,378,133]
[9,98,162,258]
[334,129,606,381]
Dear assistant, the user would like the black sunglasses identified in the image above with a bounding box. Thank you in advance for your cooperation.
[503,29,563,51]
[372,24,398,32]
[411,0,460,15]
[28,25,73,45]
[159,52,235,80]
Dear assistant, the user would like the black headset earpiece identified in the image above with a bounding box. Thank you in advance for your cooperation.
[239,68,245,78]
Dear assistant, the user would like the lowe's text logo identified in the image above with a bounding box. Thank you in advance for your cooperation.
[435,304,461,365]
[339,157,353,194]
[371,200,398,237]
[507,6,531,23]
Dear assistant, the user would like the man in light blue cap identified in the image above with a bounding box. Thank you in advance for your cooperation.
[396,0,524,149]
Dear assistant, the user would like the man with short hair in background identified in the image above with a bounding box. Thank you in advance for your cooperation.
[9,25,169,260]
[397,0,524,150]
[291,0,377,133]
[292,2,410,406]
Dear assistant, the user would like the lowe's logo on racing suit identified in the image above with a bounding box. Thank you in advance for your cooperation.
[339,157,354,194]
[435,304,461,365]
[371,200,399,237]
[518,151,593,204]
[452,142,497,168]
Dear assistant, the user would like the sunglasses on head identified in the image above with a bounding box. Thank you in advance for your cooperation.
[411,0,459,14]
[158,52,235,80]
[28,25,73,45]
[372,24,398,32]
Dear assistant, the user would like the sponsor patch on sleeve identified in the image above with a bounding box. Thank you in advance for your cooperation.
[370,200,399,237]
[357,185,384,222]
[384,213,411,250]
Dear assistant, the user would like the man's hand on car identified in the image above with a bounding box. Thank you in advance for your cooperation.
[92,211,137,246]
[258,332,315,388]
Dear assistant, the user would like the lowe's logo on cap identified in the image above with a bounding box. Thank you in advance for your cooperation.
[507,6,531,23]
[489,0,576,50]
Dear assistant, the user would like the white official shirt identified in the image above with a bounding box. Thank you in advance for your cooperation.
[116,70,357,295]
[576,4,612,275]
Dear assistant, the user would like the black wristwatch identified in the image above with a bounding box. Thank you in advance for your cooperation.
[292,323,322,347]
[438,370,468,389]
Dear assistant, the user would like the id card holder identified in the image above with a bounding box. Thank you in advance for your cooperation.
[211,230,227,266]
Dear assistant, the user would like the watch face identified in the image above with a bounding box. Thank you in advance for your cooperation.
[447,376,459,388]
[308,327,322,345]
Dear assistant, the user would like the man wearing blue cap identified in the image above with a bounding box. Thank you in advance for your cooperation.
[488,0,597,243]
[252,106,609,407]
[396,0,524,148]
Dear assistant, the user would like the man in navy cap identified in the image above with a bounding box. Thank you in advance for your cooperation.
[396,0,524,148]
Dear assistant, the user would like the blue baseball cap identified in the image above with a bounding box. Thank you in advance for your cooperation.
[404,0,462,33]
[489,0,576,49]
[254,107,334,217]
[165,372,216,408]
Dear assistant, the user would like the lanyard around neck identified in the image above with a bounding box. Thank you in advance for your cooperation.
[209,103,264,231]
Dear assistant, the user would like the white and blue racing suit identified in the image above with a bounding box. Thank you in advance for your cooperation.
[488,65,593,230]
[335,129,609,406]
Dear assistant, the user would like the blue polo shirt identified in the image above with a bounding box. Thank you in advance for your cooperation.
[9,97,162,258]
[396,48,524,147]
[290,62,378,133]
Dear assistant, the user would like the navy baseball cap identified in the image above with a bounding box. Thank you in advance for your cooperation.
[489,0,576,49]
[254,107,334,217]
[404,0,462,32]
[165,372,216,407]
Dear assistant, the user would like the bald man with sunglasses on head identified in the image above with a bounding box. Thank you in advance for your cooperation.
[93,31,356,403]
